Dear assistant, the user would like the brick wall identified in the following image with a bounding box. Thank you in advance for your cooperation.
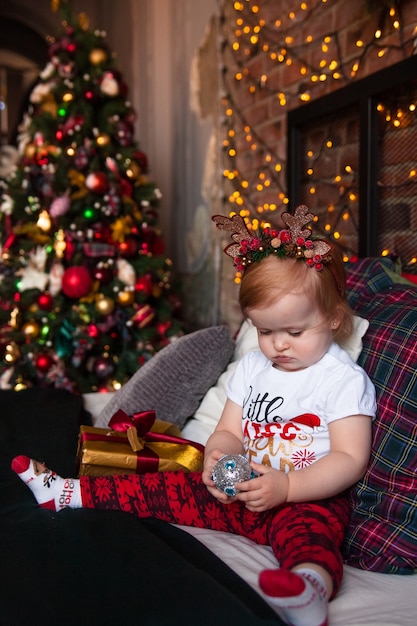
[216,0,417,327]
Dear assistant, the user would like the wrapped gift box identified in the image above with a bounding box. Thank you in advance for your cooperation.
[77,409,204,476]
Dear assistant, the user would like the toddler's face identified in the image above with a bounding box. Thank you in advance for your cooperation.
[247,292,337,372]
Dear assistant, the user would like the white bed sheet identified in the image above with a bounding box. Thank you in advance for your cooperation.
[178,526,417,626]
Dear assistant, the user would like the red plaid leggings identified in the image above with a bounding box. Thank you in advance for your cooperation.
[80,471,350,597]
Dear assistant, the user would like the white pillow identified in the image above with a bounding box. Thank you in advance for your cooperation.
[181,316,369,445]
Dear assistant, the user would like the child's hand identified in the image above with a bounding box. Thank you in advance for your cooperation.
[202,448,237,503]
[234,462,289,511]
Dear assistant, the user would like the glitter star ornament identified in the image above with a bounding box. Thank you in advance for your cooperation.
[212,454,257,497]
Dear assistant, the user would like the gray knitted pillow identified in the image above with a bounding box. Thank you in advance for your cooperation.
[95,326,234,430]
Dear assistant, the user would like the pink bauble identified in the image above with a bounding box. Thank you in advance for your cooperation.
[50,195,70,218]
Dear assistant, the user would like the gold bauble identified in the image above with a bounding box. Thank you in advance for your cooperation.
[117,290,135,307]
[3,341,21,364]
[22,321,40,339]
[89,48,107,64]
[95,295,115,316]
[96,133,111,147]
[1,248,12,264]
[24,144,36,159]
[14,378,28,392]
[126,162,141,180]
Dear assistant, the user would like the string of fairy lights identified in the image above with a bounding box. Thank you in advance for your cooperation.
[217,0,417,270]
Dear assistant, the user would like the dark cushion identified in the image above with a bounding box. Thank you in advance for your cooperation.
[343,258,417,573]
[95,326,234,429]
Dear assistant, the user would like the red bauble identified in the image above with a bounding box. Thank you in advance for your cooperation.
[37,292,54,311]
[141,230,165,255]
[61,266,93,298]
[85,172,109,194]
[133,150,148,173]
[119,178,133,197]
[36,353,54,373]
[135,274,153,296]
[156,320,172,336]
[118,237,137,257]
[87,324,100,339]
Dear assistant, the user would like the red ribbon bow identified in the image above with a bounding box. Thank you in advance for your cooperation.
[109,408,156,435]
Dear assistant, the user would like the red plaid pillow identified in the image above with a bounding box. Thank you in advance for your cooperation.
[343,259,417,573]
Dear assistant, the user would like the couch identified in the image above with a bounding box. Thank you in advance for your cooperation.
[1,257,416,625]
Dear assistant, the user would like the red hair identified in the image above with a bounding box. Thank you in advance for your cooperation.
[239,247,353,343]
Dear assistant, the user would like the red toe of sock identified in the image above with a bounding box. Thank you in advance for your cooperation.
[259,568,306,598]
[11,455,31,474]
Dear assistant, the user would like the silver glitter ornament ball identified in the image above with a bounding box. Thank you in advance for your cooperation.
[212,454,255,497]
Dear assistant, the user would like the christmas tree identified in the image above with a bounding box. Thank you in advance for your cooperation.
[0,2,183,394]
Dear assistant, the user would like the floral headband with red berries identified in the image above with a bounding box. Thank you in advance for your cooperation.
[212,205,332,273]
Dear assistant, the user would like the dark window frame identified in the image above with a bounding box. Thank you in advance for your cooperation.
[287,55,417,257]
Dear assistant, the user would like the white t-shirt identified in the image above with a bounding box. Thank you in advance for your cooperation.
[226,343,376,473]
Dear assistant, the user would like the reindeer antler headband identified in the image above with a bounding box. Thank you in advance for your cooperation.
[212,205,332,273]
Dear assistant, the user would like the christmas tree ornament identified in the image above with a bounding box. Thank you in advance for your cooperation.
[61,266,93,298]
[117,258,136,285]
[89,47,107,65]
[96,133,111,147]
[118,237,137,257]
[1,248,13,264]
[131,304,155,327]
[49,195,70,218]
[135,274,154,296]
[100,71,119,96]
[86,324,99,339]
[22,321,41,340]
[36,210,52,232]
[212,454,257,497]
[2,342,21,365]
[35,353,54,373]
[94,355,114,379]
[37,292,54,311]
[85,171,109,194]
[95,294,115,316]
[48,261,64,296]
[110,216,132,242]
[156,320,172,336]
[68,169,87,199]
[117,289,135,307]
[133,150,148,174]
[14,378,28,392]
[83,207,99,221]
[8,307,21,329]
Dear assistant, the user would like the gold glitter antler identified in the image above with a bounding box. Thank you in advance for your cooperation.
[212,214,252,259]
[281,205,315,240]
[282,205,331,257]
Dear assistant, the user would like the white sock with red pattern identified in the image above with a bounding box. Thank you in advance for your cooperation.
[11,455,82,511]
[259,567,328,626]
